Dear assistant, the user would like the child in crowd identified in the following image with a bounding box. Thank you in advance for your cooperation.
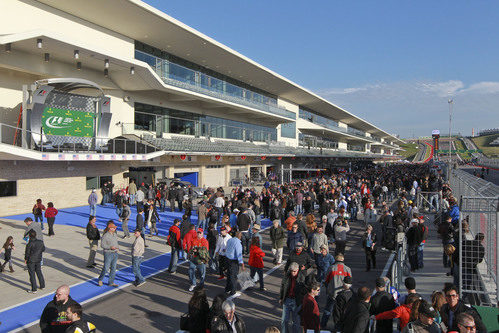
[0,236,15,273]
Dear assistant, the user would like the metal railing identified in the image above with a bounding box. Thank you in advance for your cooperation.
[0,122,159,155]
[450,168,499,306]
[135,50,296,120]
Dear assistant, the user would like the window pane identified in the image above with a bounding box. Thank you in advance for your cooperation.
[86,176,99,190]
[0,181,16,197]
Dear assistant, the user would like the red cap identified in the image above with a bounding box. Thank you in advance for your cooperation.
[197,228,204,233]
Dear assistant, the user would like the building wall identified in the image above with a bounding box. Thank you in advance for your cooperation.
[277,98,298,146]
[0,160,126,215]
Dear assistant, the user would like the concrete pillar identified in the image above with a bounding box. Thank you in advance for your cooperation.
[262,164,267,177]
[224,165,231,187]
[199,165,206,187]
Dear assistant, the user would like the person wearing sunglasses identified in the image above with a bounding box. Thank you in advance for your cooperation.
[456,313,476,332]
[440,285,487,332]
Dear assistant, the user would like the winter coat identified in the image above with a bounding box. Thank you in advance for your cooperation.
[248,244,265,268]
[270,225,286,249]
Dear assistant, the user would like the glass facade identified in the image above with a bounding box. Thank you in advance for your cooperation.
[134,102,277,142]
[347,143,365,152]
[298,133,338,150]
[299,108,339,129]
[135,42,295,120]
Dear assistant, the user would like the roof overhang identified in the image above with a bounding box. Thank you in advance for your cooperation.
[33,0,403,143]
[0,32,292,127]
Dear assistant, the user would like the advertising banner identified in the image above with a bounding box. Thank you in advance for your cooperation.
[41,107,94,137]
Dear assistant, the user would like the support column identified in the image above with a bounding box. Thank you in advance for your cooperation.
[199,165,206,187]
[225,165,231,187]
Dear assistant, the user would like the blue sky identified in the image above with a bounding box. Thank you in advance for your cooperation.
[143,0,499,137]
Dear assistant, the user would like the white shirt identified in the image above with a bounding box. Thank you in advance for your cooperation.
[214,197,225,208]
[214,234,232,255]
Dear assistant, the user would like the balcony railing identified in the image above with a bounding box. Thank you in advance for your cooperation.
[135,50,296,120]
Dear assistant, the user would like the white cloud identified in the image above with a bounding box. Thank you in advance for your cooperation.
[316,80,499,137]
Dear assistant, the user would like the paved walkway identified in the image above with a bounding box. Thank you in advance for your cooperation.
[403,214,452,299]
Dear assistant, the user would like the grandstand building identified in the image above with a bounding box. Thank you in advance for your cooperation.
[0,0,403,214]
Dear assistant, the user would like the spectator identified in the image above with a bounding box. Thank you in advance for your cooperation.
[315,245,334,283]
[280,262,306,333]
[407,218,423,272]
[210,299,246,333]
[334,217,350,255]
[32,198,46,230]
[187,287,210,333]
[131,229,145,287]
[136,207,147,247]
[456,313,478,333]
[207,294,227,330]
[167,218,182,274]
[375,293,420,330]
[44,202,58,236]
[40,285,80,333]
[310,225,328,261]
[399,277,422,305]
[440,285,487,333]
[145,199,160,237]
[321,254,352,328]
[88,189,98,216]
[197,201,208,231]
[206,222,218,272]
[431,290,447,325]
[270,219,285,265]
[287,223,304,253]
[224,232,245,296]
[284,242,314,273]
[370,277,397,333]
[128,179,137,205]
[341,286,372,333]
[361,224,377,271]
[24,217,44,242]
[188,228,209,291]
[330,275,354,331]
[214,226,232,280]
[65,303,96,333]
[86,216,100,269]
[0,236,15,273]
[402,300,442,333]
[120,202,131,239]
[97,222,119,287]
[25,229,45,294]
[300,282,321,333]
[248,236,266,291]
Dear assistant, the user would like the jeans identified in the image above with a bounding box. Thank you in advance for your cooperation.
[89,204,97,216]
[169,248,179,273]
[116,207,123,219]
[335,240,346,255]
[417,243,425,269]
[188,261,206,286]
[197,219,207,231]
[250,266,264,289]
[350,206,358,221]
[129,194,136,205]
[27,261,45,291]
[320,297,335,328]
[132,256,145,284]
[295,204,303,215]
[47,217,55,236]
[34,215,44,230]
[98,251,118,284]
[160,198,166,211]
[430,194,439,211]
[282,297,301,333]
[241,231,251,255]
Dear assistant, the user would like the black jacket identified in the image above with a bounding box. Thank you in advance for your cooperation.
[369,290,396,333]
[332,288,354,326]
[25,239,45,263]
[40,296,80,333]
[440,300,487,333]
[284,250,314,273]
[86,223,100,241]
[342,299,371,333]
[236,213,251,232]
[210,313,246,333]
[136,213,145,230]
[279,271,307,305]
[406,225,423,247]
[65,320,96,333]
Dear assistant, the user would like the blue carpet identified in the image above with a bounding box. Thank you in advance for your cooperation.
[0,204,272,332]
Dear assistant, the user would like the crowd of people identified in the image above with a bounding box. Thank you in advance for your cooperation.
[1,162,493,332]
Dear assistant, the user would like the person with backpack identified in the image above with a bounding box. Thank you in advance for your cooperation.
[32,199,46,231]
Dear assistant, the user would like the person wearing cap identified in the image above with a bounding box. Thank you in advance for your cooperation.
[131,229,145,287]
[370,277,397,333]
[315,245,334,283]
[187,228,209,291]
[406,218,423,272]
[322,254,352,329]
[98,221,119,287]
[329,275,354,330]
[402,300,443,333]
[250,223,263,251]
[284,241,314,274]
[215,226,232,279]
[88,189,98,216]
[270,219,286,265]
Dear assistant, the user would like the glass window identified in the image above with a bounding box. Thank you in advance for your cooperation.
[281,122,296,138]
[0,181,16,197]
[134,112,156,131]
[86,176,99,190]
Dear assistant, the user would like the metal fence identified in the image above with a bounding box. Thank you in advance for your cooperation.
[450,168,499,306]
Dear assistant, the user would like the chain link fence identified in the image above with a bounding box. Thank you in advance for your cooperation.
[450,168,499,306]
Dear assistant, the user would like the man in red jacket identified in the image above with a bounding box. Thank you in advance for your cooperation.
[167,219,181,274]
[301,282,321,333]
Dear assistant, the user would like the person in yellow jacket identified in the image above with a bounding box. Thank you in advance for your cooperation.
[65,303,96,333]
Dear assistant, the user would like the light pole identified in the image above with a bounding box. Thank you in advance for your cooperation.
[447,99,453,181]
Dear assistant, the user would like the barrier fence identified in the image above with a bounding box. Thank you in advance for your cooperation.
[450,168,499,306]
